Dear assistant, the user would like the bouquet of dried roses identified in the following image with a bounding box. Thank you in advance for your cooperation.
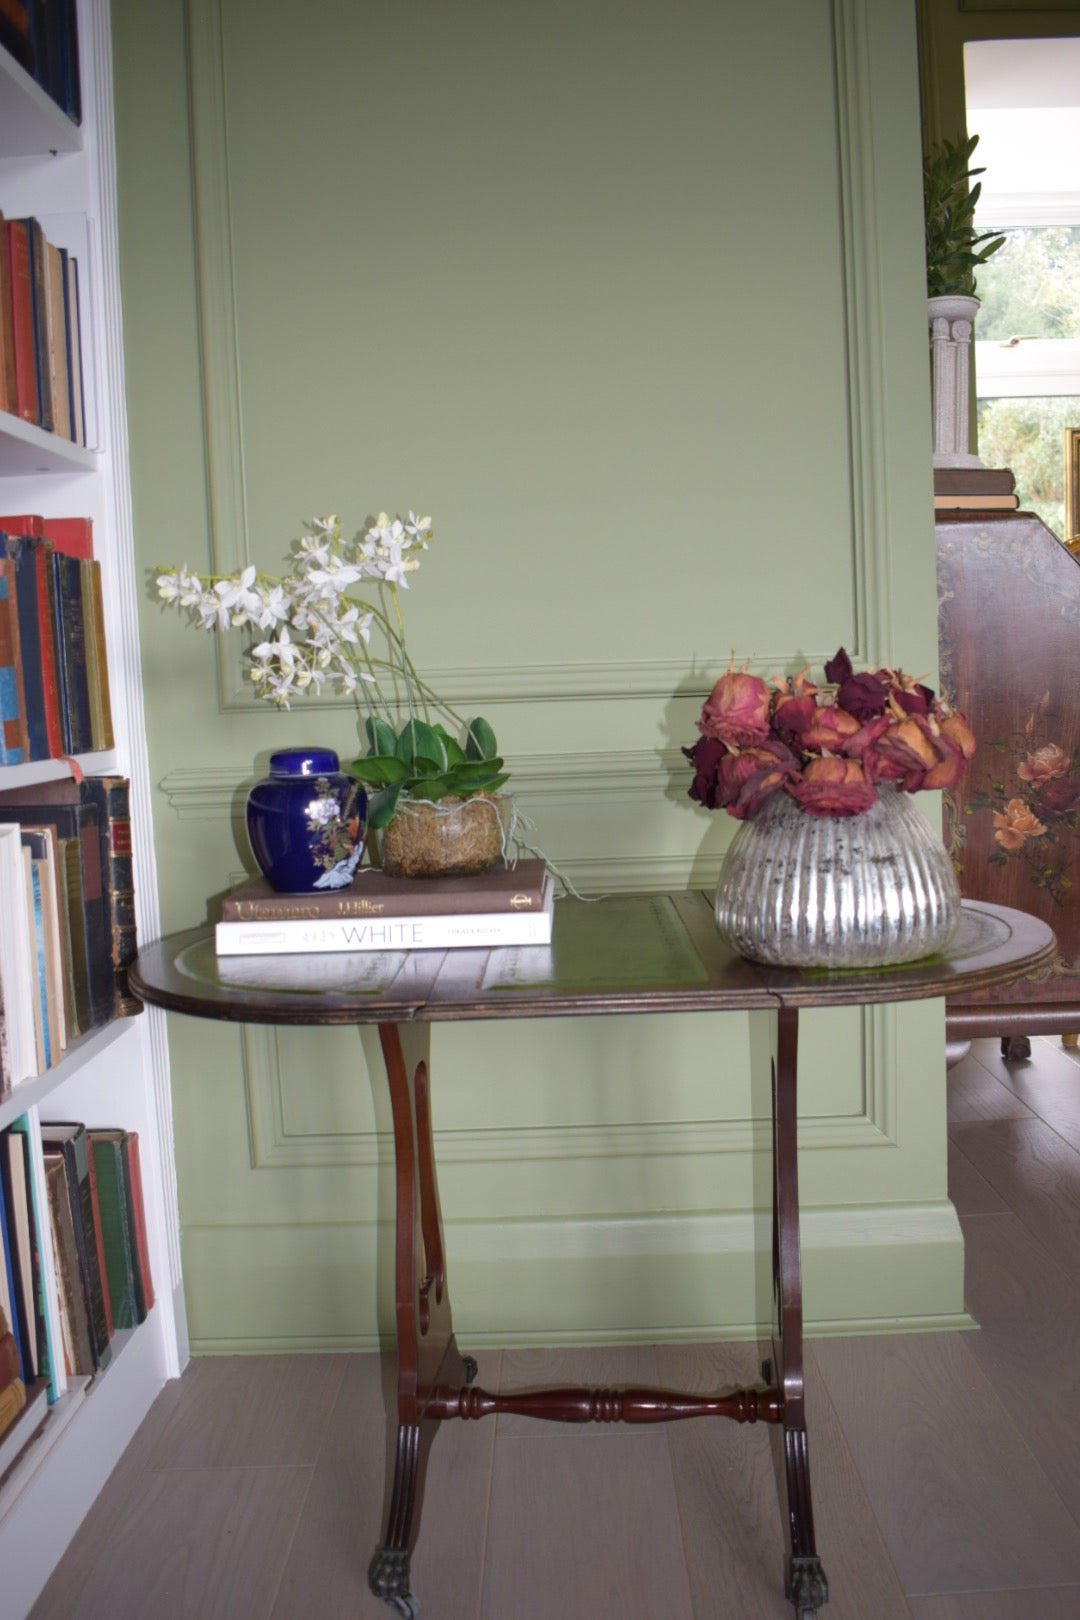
[684,648,975,820]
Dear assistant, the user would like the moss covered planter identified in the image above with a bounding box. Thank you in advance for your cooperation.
[379,793,508,878]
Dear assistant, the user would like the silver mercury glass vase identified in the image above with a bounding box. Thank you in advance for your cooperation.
[714,784,961,968]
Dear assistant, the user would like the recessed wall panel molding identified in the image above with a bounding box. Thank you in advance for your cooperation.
[241,1006,894,1175]
[184,0,890,711]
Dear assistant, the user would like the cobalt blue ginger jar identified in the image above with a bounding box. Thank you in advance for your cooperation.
[245,748,366,893]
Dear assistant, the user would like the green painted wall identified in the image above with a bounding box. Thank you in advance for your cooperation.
[111,0,963,1352]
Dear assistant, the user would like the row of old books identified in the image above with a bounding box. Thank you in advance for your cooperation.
[0,515,112,763]
[0,1,80,124]
[0,1116,154,1486]
[0,213,86,442]
[0,775,138,1099]
[215,858,556,955]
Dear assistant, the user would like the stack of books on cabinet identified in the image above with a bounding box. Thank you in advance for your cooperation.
[215,859,556,955]
[1,5,182,1616]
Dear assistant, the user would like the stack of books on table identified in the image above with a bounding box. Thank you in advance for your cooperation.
[214,859,555,955]
[933,467,1019,511]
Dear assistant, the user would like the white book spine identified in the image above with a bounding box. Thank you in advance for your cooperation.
[215,906,553,956]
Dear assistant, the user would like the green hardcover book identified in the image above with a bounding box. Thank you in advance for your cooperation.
[87,1132,138,1330]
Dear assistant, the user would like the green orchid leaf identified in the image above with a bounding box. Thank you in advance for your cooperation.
[464,716,499,761]
[396,719,447,771]
[364,715,397,757]
[409,756,444,779]
[365,783,404,829]
[350,754,410,787]
[447,757,505,787]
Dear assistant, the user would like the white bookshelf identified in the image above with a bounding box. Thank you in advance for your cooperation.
[0,6,186,1616]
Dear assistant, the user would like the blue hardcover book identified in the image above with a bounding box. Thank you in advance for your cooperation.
[0,537,49,761]
[50,549,92,754]
[0,1158,27,1383]
[0,555,28,765]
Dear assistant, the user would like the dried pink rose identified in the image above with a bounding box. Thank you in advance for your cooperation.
[715,740,799,819]
[698,665,773,747]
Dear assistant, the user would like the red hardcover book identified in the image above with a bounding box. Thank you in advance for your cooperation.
[123,1133,154,1314]
[4,221,38,424]
[32,541,63,757]
[0,517,94,560]
[0,213,16,417]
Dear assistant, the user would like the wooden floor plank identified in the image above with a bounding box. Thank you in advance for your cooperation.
[960,1211,1080,1520]
[480,1428,694,1620]
[811,1330,1080,1596]
[27,1377,189,1620]
[947,1049,1035,1126]
[950,1115,1080,1277]
[907,1589,1080,1619]
[657,1340,910,1620]
[53,1466,312,1620]
[947,1137,1009,1217]
[144,1351,347,1471]
[271,1350,500,1620]
[986,1036,1080,1156]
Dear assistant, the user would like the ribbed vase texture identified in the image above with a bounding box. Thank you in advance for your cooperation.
[714,786,961,968]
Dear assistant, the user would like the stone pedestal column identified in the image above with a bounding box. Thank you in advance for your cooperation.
[929,294,983,470]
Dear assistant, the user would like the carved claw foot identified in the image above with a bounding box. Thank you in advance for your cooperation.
[788,1555,828,1617]
[369,1546,419,1616]
[1001,1035,1031,1062]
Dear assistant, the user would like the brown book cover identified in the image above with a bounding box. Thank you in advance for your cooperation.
[43,240,70,441]
[21,219,53,434]
[41,1124,110,1370]
[933,467,1016,495]
[4,220,38,424]
[221,858,550,922]
[44,1156,92,1376]
[0,1377,49,1481]
[80,559,114,750]
[123,1132,153,1315]
[0,1371,26,1440]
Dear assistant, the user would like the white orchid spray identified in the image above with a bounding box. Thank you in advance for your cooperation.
[156,513,508,828]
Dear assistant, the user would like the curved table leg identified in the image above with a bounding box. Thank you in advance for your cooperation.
[368,1021,474,1615]
[771,1007,829,1618]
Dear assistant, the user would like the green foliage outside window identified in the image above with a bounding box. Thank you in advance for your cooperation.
[978,395,1078,540]
[976,227,1080,342]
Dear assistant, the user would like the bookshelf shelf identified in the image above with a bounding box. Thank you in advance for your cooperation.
[0,8,185,1617]
[0,413,96,476]
[0,1018,129,1133]
[0,47,82,159]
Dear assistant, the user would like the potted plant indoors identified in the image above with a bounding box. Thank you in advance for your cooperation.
[157,513,513,881]
[923,133,1005,467]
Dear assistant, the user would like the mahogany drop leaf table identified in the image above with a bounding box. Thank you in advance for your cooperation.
[130,894,1054,1620]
